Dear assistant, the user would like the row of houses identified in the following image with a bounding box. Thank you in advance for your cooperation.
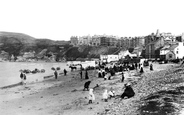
[100,41,184,63]
[99,30,184,62]
[145,29,184,59]
[70,35,145,50]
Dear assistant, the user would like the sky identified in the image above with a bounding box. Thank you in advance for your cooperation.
[0,0,184,41]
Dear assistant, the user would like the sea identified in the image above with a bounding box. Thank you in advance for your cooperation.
[0,62,69,88]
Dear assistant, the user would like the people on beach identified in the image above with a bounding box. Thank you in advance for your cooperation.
[150,63,153,71]
[20,72,24,84]
[135,63,138,70]
[102,89,108,102]
[140,64,144,73]
[138,63,141,69]
[83,81,91,91]
[80,70,82,79]
[98,69,102,78]
[102,69,106,78]
[121,72,125,82]
[104,73,109,80]
[121,83,135,99]
[64,69,67,76]
[108,88,115,99]
[85,69,89,79]
[88,89,95,104]
[54,70,58,79]
[22,73,27,85]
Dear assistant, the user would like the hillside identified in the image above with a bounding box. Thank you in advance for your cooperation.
[65,46,121,60]
[0,31,70,58]
[0,31,123,61]
[0,31,36,45]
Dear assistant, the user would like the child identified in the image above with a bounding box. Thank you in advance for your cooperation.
[88,89,95,104]
[102,89,108,102]
[108,89,115,99]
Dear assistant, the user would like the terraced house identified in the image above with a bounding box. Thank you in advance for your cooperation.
[144,29,184,60]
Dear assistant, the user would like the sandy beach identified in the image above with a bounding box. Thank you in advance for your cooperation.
[0,62,183,115]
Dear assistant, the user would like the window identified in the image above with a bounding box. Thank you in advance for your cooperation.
[169,54,172,58]
[176,51,178,54]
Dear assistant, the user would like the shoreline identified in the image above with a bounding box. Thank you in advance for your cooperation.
[0,62,70,87]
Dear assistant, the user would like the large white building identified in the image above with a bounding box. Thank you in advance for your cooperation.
[160,42,184,60]
[100,55,119,63]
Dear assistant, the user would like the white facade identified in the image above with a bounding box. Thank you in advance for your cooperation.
[160,49,170,55]
[160,42,184,59]
[100,55,108,62]
[107,55,119,62]
[100,55,119,63]
[160,45,171,55]
[118,50,137,59]
[173,42,184,59]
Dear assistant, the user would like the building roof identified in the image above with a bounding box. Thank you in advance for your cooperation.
[161,45,171,50]
[168,44,178,50]
[166,50,175,55]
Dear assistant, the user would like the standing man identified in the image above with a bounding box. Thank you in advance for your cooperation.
[64,69,67,76]
[150,63,153,71]
[121,72,125,82]
[23,73,27,85]
[54,70,58,79]
[20,72,24,84]
[85,69,89,79]
[80,70,83,79]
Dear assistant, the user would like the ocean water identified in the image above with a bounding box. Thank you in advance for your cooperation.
[0,62,69,87]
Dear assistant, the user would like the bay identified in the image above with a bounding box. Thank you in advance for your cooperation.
[0,62,69,87]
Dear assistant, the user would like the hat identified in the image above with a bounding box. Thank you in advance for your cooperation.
[126,82,131,86]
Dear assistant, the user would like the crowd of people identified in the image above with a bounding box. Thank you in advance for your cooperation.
[85,61,154,104]
[19,60,154,105]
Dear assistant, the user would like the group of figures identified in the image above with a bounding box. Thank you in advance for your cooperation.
[19,67,68,84]
[83,61,154,104]
[85,81,135,104]
[96,61,154,81]
[53,69,68,79]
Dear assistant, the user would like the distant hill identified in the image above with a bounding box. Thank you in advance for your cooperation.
[0,31,123,61]
[0,31,70,58]
[0,31,36,45]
